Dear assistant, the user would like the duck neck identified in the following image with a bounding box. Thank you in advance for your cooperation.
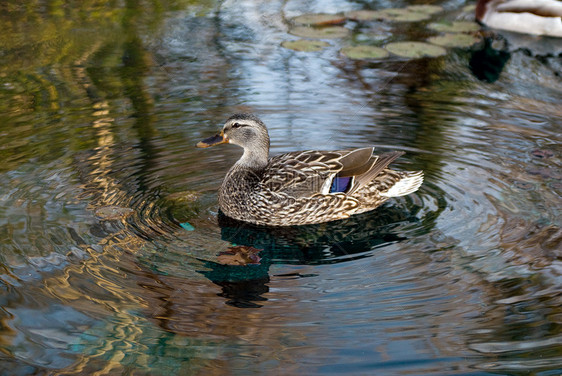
[236,145,269,170]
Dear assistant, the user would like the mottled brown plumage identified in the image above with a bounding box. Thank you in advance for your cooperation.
[197,113,423,226]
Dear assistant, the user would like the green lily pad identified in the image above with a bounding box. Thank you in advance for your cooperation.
[406,5,443,14]
[428,21,481,33]
[428,33,480,48]
[346,8,430,22]
[340,45,389,59]
[281,39,330,51]
[289,26,350,39]
[345,10,385,21]
[385,41,447,58]
[291,13,347,26]
[379,8,431,22]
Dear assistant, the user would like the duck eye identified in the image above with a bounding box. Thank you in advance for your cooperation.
[232,122,241,129]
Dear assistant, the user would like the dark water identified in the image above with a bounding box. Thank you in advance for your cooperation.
[1,0,561,375]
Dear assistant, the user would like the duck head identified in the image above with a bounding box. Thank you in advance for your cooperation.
[197,113,271,168]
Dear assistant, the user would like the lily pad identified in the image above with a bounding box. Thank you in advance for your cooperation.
[281,39,330,51]
[289,26,350,39]
[385,41,447,58]
[94,206,134,220]
[379,8,432,22]
[428,33,480,47]
[291,13,347,26]
[345,10,385,21]
[406,5,443,15]
[346,8,430,22]
[428,21,481,33]
[340,45,389,59]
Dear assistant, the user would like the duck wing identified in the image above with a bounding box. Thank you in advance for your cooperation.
[264,147,386,197]
[346,151,404,195]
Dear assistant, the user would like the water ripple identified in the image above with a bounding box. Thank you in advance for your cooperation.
[0,0,561,374]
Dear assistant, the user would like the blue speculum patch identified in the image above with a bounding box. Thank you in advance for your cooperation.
[330,176,352,193]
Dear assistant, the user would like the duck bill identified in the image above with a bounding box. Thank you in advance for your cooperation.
[197,132,228,148]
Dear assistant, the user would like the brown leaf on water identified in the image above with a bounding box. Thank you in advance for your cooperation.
[217,245,262,266]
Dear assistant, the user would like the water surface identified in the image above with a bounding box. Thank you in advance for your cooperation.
[0,0,561,375]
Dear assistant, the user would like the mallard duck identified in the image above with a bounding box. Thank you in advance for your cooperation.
[197,114,423,226]
[476,0,562,37]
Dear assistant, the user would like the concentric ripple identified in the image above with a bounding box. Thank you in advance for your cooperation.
[0,0,561,374]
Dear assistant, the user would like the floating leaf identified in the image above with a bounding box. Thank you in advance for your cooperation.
[291,13,347,26]
[281,39,330,51]
[378,8,432,22]
[385,41,447,58]
[346,8,431,22]
[289,26,350,39]
[180,222,195,231]
[340,45,389,59]
[217,245,262,266]
[428,33,480,48]
[406,5,443,15]
[94,206,134,220]
[345,10,386,21]
[428,21,481,33]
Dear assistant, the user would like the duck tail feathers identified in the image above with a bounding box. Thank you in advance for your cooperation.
[380,171,424,197]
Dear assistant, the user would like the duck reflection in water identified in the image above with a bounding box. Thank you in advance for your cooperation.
[469,37,511,83]
[198,205,417,308]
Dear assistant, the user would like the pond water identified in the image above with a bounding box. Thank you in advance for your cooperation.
[0,0,561,375]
